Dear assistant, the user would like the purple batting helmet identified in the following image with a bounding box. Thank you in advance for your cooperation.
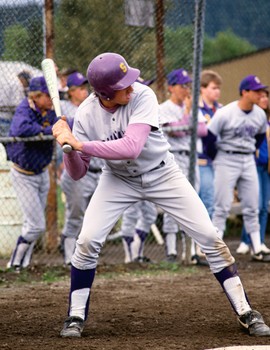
[87,52,140,100]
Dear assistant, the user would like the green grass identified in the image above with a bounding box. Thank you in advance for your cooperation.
[96,262,200,280]
[0,262,202,286]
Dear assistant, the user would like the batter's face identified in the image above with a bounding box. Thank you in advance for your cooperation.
[102,85,134,108]
[201,82,221,104]
[169,84,191,105]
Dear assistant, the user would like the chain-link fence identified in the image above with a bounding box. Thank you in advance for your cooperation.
[0,0,269,268]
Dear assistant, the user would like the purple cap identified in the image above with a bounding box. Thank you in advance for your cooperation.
[29,76,49,94]
[67,72,88,88]
[136,77,155,86]
[239,75,268,93]
[167,68,192,86]
[87,52,140,100]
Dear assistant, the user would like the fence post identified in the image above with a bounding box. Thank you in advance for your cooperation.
[44,0,59,252]
[155,0,166,102]
[184,0,206,265]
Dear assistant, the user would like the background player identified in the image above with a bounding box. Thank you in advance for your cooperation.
[59,71,104,265]
[197,70,223,218]
[52,53,270,338]
[116,200,158,263]
[206,75,270,262]
[111,77,158,264]
[237,88,270,255]
[6,76,58,271]
[159,68,208,264]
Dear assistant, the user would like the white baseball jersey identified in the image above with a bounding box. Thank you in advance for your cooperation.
[73,82,170,177]
[208,101,267,153]
[60,100,78,124]
[159,99,190,152]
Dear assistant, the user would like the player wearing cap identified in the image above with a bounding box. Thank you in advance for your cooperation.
[237,89,270,255]
[118,199,158,263]
[197,70,223,219]
[206,75,270,262]
[59,72,104,265]
[52,53,270,338]
[118,77,158,263]
[159,68,208,264]
[6,76,58,271]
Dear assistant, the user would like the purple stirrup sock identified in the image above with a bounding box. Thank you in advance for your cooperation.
[68,265,96,320]
[135,229,148,242]
[214,263,238,285]
[214,263,250,313]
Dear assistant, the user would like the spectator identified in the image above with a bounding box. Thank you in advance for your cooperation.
[197,70,222,218]
[237,89,270,255]
[117,77,158,264]
[17,70,32,97]
[0,70,31,137]
[206,75,270,262]
[59,71,104,265]
[6,76,58,271]
[115,200,158,263]
[159,68,208,264]
[58,67,78,100]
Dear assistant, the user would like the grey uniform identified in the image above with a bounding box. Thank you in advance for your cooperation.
[59,59,270,339]
[208,101,267,238]
[120,200,158,263]
[70,82,232,273]
[60,99,104,264]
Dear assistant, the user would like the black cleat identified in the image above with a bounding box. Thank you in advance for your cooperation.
[191,254,209,266]
[251,251,270,262]
[133,256,152,263]
[166,254,177,263]
[60,316,84,338]
[238,310,270,336]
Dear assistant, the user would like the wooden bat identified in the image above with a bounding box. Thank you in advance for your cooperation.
[41,58,72,153]
[151,224,164,245]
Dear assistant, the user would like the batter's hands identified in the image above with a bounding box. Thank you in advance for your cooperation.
[52,116,83,151]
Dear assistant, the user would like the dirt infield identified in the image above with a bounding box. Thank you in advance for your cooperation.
[1,238,270,350]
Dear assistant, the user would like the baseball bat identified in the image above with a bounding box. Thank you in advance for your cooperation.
[151,224,164,245]
[41,58,72,153]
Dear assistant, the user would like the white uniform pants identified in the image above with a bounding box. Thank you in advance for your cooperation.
[72,154,234,273]
[212,152,259,235]
[10,168,50,242]
[121,200,157,237]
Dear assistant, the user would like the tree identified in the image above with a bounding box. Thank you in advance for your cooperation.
[55,0,158,80]
[164,26,194,73]
[1,20,43,68]
[203,29,256,66]
[55,0,126,72]
[54,1,257,80]
[2,24,29,62]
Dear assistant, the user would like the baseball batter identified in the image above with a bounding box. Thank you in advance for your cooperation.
[52,53,270,338]
[207,75,270,263]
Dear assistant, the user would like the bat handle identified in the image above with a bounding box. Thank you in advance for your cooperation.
[62,143,73,153]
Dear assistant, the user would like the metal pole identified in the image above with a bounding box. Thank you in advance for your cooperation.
[185,0,206,265]
[188,0,206,187]
[44,0,58,253]
[155,0,166,103]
